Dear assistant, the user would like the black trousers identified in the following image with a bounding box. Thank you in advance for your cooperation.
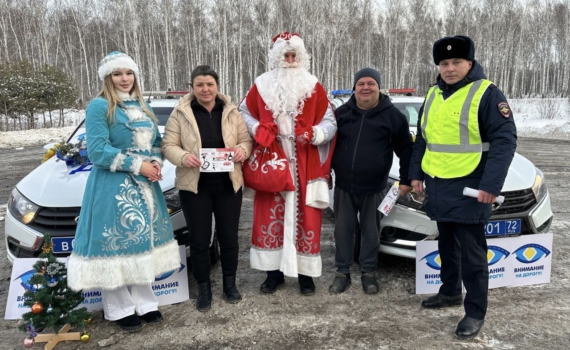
[333,186,385,274]
[179,180,242,284]
[437,222,489,320]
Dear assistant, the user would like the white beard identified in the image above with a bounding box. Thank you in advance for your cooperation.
[255,67,318,121]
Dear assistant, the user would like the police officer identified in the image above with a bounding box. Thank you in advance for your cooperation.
[409,36,517,339]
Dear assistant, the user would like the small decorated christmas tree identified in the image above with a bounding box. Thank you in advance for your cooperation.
[18,235,91,348]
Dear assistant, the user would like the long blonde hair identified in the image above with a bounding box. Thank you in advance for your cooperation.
[98,74,157,124]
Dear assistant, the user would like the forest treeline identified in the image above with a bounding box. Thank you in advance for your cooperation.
[1,0,569,107]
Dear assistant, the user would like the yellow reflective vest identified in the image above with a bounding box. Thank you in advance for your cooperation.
[420,79,493,178]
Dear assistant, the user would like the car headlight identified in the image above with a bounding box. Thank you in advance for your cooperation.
[532,167,547,203]
[387,178,425,211]
[163,188,181,215]
[397,191,426,210]
[7,188,39,224]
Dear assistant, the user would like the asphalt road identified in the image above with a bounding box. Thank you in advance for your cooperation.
[0,137,569,349]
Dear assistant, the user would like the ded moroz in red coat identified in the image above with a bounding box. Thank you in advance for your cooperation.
[239,72,337,278]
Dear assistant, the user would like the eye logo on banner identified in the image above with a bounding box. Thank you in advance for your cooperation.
[513,244,551,263]
[420,251,441,270]
[154,263,186,282]
[487,246,510,266]
[16,269,40,292]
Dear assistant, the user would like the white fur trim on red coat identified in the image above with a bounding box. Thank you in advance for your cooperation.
[306,180,330,209]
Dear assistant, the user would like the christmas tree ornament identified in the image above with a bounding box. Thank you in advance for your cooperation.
[23,337,35,348]
[85,317,92,325]
[80,332,91,342]
[41,241,54,254]
[46,263,62,276]
[25,324,38,338]
[48,277,58,287]
[31,302,43,314]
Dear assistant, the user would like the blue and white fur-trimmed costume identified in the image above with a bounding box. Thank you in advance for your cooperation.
[68,52,180,293]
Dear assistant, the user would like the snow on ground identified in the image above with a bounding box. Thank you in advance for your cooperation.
[0,110,84,149]
[510,98,570,140]
[0,98,568,150]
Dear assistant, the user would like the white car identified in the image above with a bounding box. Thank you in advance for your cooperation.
[4,96,218,263]
[329,92,553,259]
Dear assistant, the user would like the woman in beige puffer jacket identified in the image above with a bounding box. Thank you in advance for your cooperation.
[162,65,251,312]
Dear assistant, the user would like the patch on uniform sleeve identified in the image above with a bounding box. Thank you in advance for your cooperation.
[498,102,511,118]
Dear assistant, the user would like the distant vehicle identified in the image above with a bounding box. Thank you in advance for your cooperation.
[5,92,219,264]
[329,89,553,259]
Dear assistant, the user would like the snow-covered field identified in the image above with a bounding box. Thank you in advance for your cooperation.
[510,98,570,140]
[0,98,568,149]
[0,110,85,149]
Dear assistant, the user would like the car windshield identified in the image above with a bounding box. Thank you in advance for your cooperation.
[393,102,422,127]
[152,107,174,126]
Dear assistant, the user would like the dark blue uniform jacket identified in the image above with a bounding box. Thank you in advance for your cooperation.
[408,61,517,224]
[332,93,413,195]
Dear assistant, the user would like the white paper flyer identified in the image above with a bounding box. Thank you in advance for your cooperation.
[199,148,234,172]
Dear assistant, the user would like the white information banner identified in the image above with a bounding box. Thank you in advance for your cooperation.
[510,234,553,287]
[416,233,552,295]
[416,240,445,295]
[5,246,189,320]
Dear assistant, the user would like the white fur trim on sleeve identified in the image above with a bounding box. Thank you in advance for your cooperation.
[306,180,330,209]
[311,126,325,145]
[130,155,144,175]
[110,153,126,172]
[252,122,260,137]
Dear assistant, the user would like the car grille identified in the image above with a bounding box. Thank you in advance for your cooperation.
[492,189,536,215]
[28,207,80,237]
[11,206,190,258]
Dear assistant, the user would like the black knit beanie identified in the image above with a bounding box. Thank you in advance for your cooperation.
[353,68,381,90]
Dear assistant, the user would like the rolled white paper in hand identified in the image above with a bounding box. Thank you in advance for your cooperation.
[463,187,504,204]
[378,183,400,216]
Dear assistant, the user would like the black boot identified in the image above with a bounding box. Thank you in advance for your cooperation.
[329,273,351,294]
[223,275,242,304]
[196,281,212,312]
[260,271,285,294]
[298,274,315,296]
[455,316,484,339]
[421,293,462,308]
[361,272,379,294]
[116,314,142,332]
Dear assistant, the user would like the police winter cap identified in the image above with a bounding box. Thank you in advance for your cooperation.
[432,36,475,65]
[353,68,381,90]
[98,51,140,81]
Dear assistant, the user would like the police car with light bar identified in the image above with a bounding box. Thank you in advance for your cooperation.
[329,89,553,259]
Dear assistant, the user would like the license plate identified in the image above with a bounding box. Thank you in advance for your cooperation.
[51,237,75,253]
[485,219,521,237]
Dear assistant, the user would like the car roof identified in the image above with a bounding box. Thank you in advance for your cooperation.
[147,98,180,108]
[330,95,424,110]
[390,96,425,104]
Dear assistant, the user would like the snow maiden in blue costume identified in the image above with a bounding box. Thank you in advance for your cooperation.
[67,51,180,332]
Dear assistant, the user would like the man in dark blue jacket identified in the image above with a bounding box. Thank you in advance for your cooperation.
[409,36,517,339]
[329,68,413,295]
